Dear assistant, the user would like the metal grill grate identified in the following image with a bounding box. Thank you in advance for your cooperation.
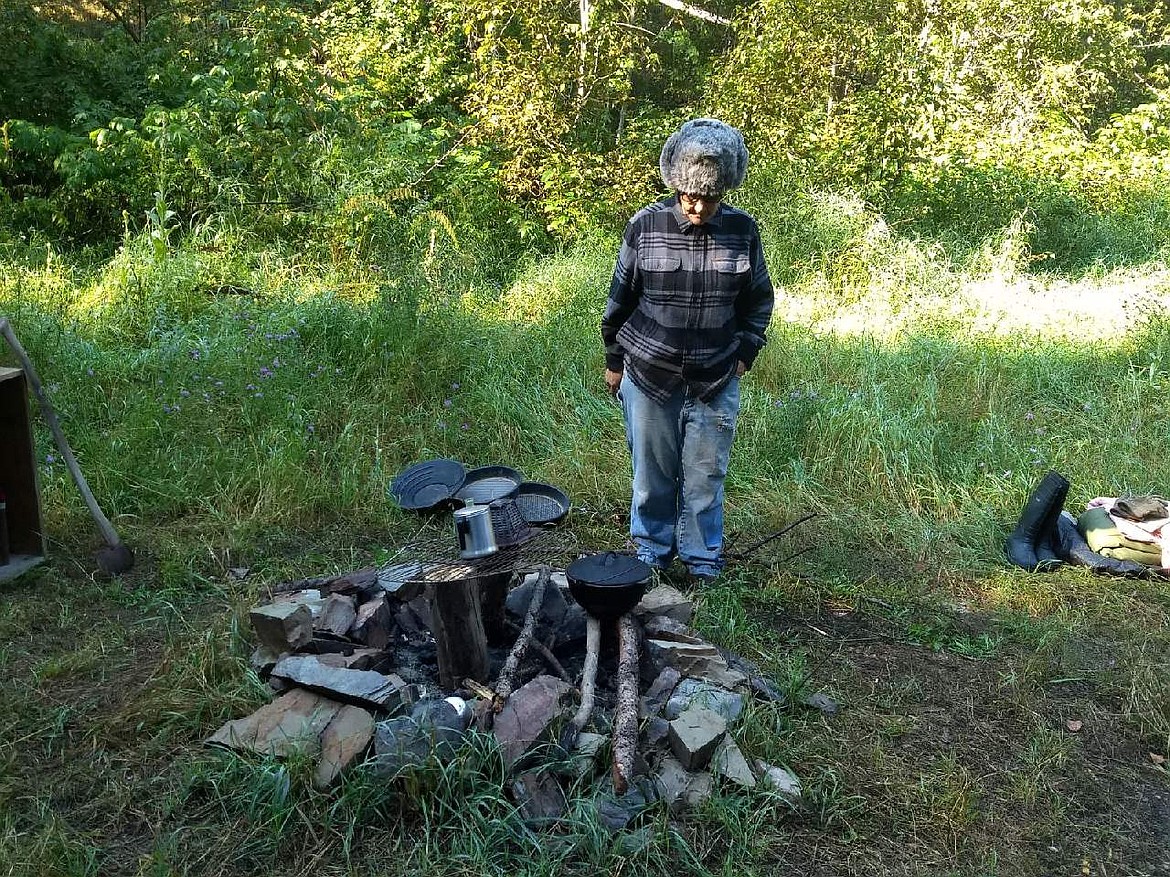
[376,526,582,583]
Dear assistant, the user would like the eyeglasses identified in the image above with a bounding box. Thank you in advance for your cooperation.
[679,192,722,209]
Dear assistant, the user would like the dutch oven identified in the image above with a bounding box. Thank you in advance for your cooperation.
[566,552,651,620]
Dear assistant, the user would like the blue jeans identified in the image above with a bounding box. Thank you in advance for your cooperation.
[619,372,740,577]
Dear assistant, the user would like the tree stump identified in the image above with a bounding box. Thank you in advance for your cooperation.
[428,578,489,690]
[478,568,513,646]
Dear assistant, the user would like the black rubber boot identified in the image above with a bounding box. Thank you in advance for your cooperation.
[1005,470,1070,571]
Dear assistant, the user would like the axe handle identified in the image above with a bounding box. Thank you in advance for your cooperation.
[0,317,124,549]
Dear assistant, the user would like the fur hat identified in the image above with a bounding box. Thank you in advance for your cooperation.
[659,118,748,197]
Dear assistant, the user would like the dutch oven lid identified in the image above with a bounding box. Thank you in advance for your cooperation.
[567,552,651,586]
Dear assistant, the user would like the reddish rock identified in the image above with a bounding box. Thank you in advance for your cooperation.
[492,674,574,770]
[205,689,341,757]
[314,704,375,789]
[349,594,393,648]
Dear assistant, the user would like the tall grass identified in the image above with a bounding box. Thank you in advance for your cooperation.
[3,177,1168,583]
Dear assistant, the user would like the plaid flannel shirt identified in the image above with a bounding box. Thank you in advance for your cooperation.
[602,197,774,404]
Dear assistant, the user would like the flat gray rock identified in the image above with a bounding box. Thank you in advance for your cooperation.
[273,589,325,615]
[250,602,314,653]
[635,584,693,624]
[668,706,727,771]
[665,678,744,724]
[643,716,671,748]
[755,759,803,803]
[512,771,568,822]
[645,639,748,690]
[594,780,658,832]
[271,655,410,712]
[711,736,755,787]
[641,667,682,717]
[315,594,358,637]
[249,645,284,677]
[653,755,713,813]
[802,692,840,717]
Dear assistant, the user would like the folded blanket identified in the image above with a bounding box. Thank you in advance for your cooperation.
[1113,494,1168,522]
[1078,507,1163,566]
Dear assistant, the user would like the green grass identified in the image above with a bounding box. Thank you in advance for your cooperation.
[0,181,1168,875]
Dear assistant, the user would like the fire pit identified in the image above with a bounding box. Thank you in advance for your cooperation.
[206,529,809,825]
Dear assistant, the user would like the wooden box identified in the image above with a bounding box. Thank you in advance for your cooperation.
[0,367,46,581]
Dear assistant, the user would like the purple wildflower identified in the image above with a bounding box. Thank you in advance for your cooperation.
[443,399,452,409]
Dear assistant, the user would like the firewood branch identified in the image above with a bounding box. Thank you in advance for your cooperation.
[561,614,601,750]
[611,613,640,794]
[506,620,570,683]
[493,564,550,706]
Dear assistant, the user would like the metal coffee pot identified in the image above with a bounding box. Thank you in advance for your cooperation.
[453,504,497,559]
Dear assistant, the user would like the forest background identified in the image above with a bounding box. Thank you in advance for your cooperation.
[0,1,1168,875]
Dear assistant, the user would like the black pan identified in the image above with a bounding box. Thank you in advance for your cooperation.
[515,481,570,526]
[389,458,466,511]
[455,465,522,505]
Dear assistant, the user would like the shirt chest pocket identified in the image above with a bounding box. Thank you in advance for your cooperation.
[713,256,750,274]
[640,256,681,273]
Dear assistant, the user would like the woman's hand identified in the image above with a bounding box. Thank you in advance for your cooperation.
[736,360,746,377]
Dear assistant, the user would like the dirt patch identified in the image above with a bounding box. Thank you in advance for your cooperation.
[745,598,1170,875]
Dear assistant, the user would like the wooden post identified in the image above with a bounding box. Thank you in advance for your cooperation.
[428,577,489,690]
